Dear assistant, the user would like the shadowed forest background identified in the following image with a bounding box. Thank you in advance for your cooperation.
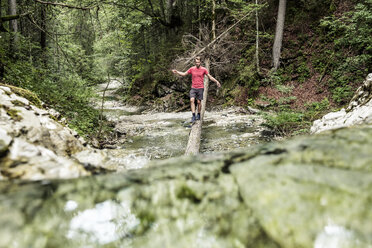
[1,0,371,137]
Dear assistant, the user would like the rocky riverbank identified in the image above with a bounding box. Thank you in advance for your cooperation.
[1,82,269,180]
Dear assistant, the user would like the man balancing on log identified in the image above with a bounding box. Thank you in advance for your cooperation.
[172,56,221,123]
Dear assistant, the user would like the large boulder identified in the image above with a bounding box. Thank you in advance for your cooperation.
[0,85,97,180]
[0,126,371,248]
[311,73,372,133]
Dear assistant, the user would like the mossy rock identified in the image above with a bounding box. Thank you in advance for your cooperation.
[0,83,42,108]
[0,104,23,121]
[0,126,371,247]
[10,100,27,107]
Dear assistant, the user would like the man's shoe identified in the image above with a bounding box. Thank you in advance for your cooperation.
[196,114,200,120]
[191,115,196,123]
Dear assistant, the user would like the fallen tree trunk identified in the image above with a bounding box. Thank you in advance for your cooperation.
[185,58,210,155]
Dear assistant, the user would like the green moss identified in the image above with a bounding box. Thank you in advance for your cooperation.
[6,108,23,121]
[135,211,156,235]
[176,185,201,203]
[1,103,23,121]
[2,88,12,96]
[0,83,42,108]
[11,100,26,107]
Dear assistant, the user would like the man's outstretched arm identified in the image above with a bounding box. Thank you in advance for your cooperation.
[207,74,221,87]
[172,69,188,76]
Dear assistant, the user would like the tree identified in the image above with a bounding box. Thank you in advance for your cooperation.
[255,0,260,73]
[272,0,287,71]
[39,4,46,57]
[8,0,18,48]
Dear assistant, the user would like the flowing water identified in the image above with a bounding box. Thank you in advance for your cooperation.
[94,80,270,171]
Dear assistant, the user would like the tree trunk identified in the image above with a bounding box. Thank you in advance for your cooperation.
[272,0,287,71]
[185,58,210,155]
[212,0,216,42]
[166,0,174,24]
[198,0,201,40]
[40,4,47,63]
[255,0,260,73]
[8,0,18,50]
[0,0,3,78]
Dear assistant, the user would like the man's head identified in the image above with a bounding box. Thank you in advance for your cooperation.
[195,57,201,68]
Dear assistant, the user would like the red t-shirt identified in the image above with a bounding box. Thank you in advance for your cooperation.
[187,66,209,89]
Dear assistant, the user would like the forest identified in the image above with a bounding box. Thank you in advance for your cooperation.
[1,1,372,247]
[1,0,371,138]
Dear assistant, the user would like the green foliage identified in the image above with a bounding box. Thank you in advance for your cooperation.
[305,98,330,112]
[296,61,310,83]
[262,97,331,136]
[236,47,260,94]
[275,84,294,94]
[286,0,334,24]
[332,85,353,104]
[262,111,308,136]
[319,0,372,103]
[263,69,290,86]
[39,74,100,135]
[278,96,297,105]
[0,1,111,136]
[304,98,330,121]
[1,42,100,136]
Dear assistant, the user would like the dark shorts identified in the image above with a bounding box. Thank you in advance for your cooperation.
[190,88,204,100]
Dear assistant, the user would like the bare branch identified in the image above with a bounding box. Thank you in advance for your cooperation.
[27,14,75,69]
[100,1,172,27]
[182,10,254,66]
[1,12,31,21]
[32,0,95,10]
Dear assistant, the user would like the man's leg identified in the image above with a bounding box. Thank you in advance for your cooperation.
[190,97,196,113]
[196,99,202,120]
[196,88,204,120]
[190,97,196,122]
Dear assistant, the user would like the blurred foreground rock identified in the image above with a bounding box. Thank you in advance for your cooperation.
[0,126,371,248]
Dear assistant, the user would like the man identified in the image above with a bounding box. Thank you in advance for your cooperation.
[172,57,221,122]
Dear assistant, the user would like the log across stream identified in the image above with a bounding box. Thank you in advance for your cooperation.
[95,80,271,169]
